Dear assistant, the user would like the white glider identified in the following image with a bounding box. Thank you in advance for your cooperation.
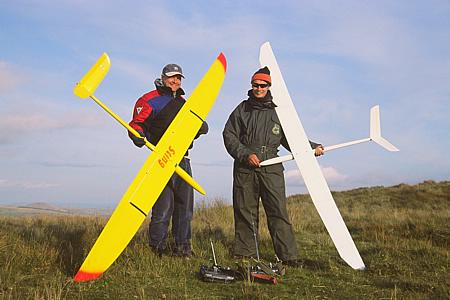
[259,42,399,270]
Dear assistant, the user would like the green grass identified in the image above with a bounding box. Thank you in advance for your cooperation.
[0,181,448,299]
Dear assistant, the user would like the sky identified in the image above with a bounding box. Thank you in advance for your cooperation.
[0,1,449,208]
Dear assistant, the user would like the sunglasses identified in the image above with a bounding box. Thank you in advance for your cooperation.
[252,83,270,89]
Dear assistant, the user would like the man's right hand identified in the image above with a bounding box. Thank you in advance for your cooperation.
[131,131,146,148]
[247,153,261,168]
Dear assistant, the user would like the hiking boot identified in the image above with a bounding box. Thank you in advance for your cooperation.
[150,245,166,258]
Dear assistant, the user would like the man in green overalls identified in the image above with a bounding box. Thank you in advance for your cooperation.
[223,66,324,266]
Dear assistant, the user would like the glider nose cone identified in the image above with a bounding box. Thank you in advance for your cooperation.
[73,270,103,282]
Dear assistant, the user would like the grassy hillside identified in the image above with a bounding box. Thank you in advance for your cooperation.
[0,181,448,299]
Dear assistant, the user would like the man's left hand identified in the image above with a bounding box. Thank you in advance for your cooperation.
[314,145,324,157]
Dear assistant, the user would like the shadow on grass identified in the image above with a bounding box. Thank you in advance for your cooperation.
[1,219,89,277]
[298,258,330,271]
[45,224,87,276]
[193,225,236,257]
[194,226,228,243]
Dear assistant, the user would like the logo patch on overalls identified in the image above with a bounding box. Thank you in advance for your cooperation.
[272,124,280,135]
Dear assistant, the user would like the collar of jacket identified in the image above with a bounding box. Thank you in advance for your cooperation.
[245,89,277,110]
[154,78,185,98]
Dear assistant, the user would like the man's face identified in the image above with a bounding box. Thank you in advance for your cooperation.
[251,80,270,99]
[162,74,182,92]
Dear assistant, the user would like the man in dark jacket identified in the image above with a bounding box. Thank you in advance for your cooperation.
[222,66,324,266]
[129,63,208,257]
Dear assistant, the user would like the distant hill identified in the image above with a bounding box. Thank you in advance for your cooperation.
[0,203,112,217]
[288,180,450,210]
[18,202,68,213]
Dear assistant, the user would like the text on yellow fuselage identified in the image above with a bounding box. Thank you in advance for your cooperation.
[158,146,175,168]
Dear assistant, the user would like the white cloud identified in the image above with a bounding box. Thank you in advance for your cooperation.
[285,165,348,186]
[0,112,102,144]
[322,166,349,182]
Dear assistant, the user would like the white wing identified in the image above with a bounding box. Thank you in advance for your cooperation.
[260,42,365,270]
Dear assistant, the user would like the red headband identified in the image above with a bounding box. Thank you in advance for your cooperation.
[251,73,271,84]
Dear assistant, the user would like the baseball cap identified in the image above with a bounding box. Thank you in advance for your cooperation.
[162,64,184,78]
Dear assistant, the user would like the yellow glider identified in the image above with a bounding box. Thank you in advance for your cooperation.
[74,53,206,195]
[73,53,227,282]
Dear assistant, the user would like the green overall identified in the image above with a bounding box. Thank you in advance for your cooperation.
[223,91,319,261]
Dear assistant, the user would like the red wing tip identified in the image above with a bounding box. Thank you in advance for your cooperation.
[217,52,227,72]
[73,270,103,282]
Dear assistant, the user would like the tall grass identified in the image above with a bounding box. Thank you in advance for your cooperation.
[0,181,448,299]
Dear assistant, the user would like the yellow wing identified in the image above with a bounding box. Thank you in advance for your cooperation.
[73,53,227,282]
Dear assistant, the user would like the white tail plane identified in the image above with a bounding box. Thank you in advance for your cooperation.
[369,105,399,152]
[260,105,399,166]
